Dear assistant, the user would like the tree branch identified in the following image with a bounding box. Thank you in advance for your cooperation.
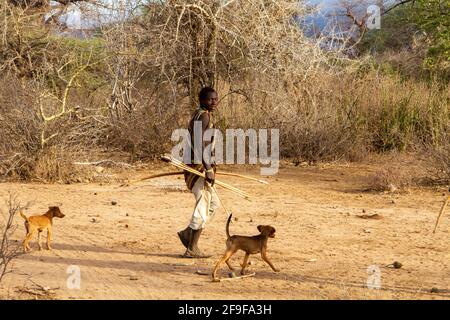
[382,0,415,16]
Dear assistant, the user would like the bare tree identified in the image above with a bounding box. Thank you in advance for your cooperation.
[0,193,26,284]
[0,1,50,78]
[102,0,339,111]
[0,1,110,179]
[38,48,104,148]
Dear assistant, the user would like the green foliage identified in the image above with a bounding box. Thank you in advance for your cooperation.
[361,0,449,80]
[45,35,108,92]
[413,0,450,74]
[361,4,416,53]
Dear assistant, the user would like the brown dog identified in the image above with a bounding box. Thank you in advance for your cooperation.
[20,206,65,252]
[212,214,279,281]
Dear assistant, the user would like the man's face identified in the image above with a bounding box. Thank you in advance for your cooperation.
[200,91,218,112]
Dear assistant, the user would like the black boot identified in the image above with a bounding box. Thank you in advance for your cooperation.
[177,226,191,249]
[182,228,211,258]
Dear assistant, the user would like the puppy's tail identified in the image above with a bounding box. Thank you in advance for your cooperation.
[226,213,232,239]
[19,211,28,221]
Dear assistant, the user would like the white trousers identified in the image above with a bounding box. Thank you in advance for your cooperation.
[189,177,220,230]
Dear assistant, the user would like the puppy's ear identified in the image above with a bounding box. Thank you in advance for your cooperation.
[257,225,263,232]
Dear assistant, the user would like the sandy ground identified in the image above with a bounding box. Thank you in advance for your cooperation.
[0,162,449,300]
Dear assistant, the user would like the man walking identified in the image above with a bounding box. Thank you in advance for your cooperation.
[177,87,220,258]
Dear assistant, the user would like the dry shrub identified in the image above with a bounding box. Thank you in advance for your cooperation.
[0,77,41,180]
[0,3,49,78]
[33,147,97,183]
[365,153,428,192]
[368,167,414,192]
[102,84,185,161]
[429,145,450,183]
[219,63,448,163]
[423,134,450,185]
[0,193,25,284]
[0,76,103,182]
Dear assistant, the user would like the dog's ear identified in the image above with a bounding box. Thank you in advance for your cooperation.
[257,225,263,232]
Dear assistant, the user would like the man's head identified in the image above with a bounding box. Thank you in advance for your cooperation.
[199,87,218,112]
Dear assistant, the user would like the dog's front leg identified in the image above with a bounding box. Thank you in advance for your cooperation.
[261,250,279,272]
[46,227,53,250]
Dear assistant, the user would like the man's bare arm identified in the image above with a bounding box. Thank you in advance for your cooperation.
[199,112,214,171]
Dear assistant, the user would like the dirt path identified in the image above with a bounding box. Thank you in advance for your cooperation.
[1,163,449,299]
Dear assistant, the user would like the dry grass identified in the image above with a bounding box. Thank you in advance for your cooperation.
[367,167,415,192]
[32,147,92,183]
[423,135,450,185]
[221,65,449,164]
[363,152,434,192]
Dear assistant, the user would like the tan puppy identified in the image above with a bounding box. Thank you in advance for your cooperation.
[212,214,279,281]
[20,206,65,252]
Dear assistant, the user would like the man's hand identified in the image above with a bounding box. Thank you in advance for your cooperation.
[205,168,215,187]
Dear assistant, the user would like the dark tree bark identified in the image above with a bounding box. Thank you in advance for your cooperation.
[8,0,88,8]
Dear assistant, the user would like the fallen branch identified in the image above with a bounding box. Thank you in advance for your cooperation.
[17,288,49,297]
[217,272,256,282]
[17,286,59,298]
[16,280,59,298]
[433,196,449,234]
[73,160,133,168]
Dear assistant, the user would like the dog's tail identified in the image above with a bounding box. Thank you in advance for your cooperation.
[19,211,28,221]
[226,213,233,239]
